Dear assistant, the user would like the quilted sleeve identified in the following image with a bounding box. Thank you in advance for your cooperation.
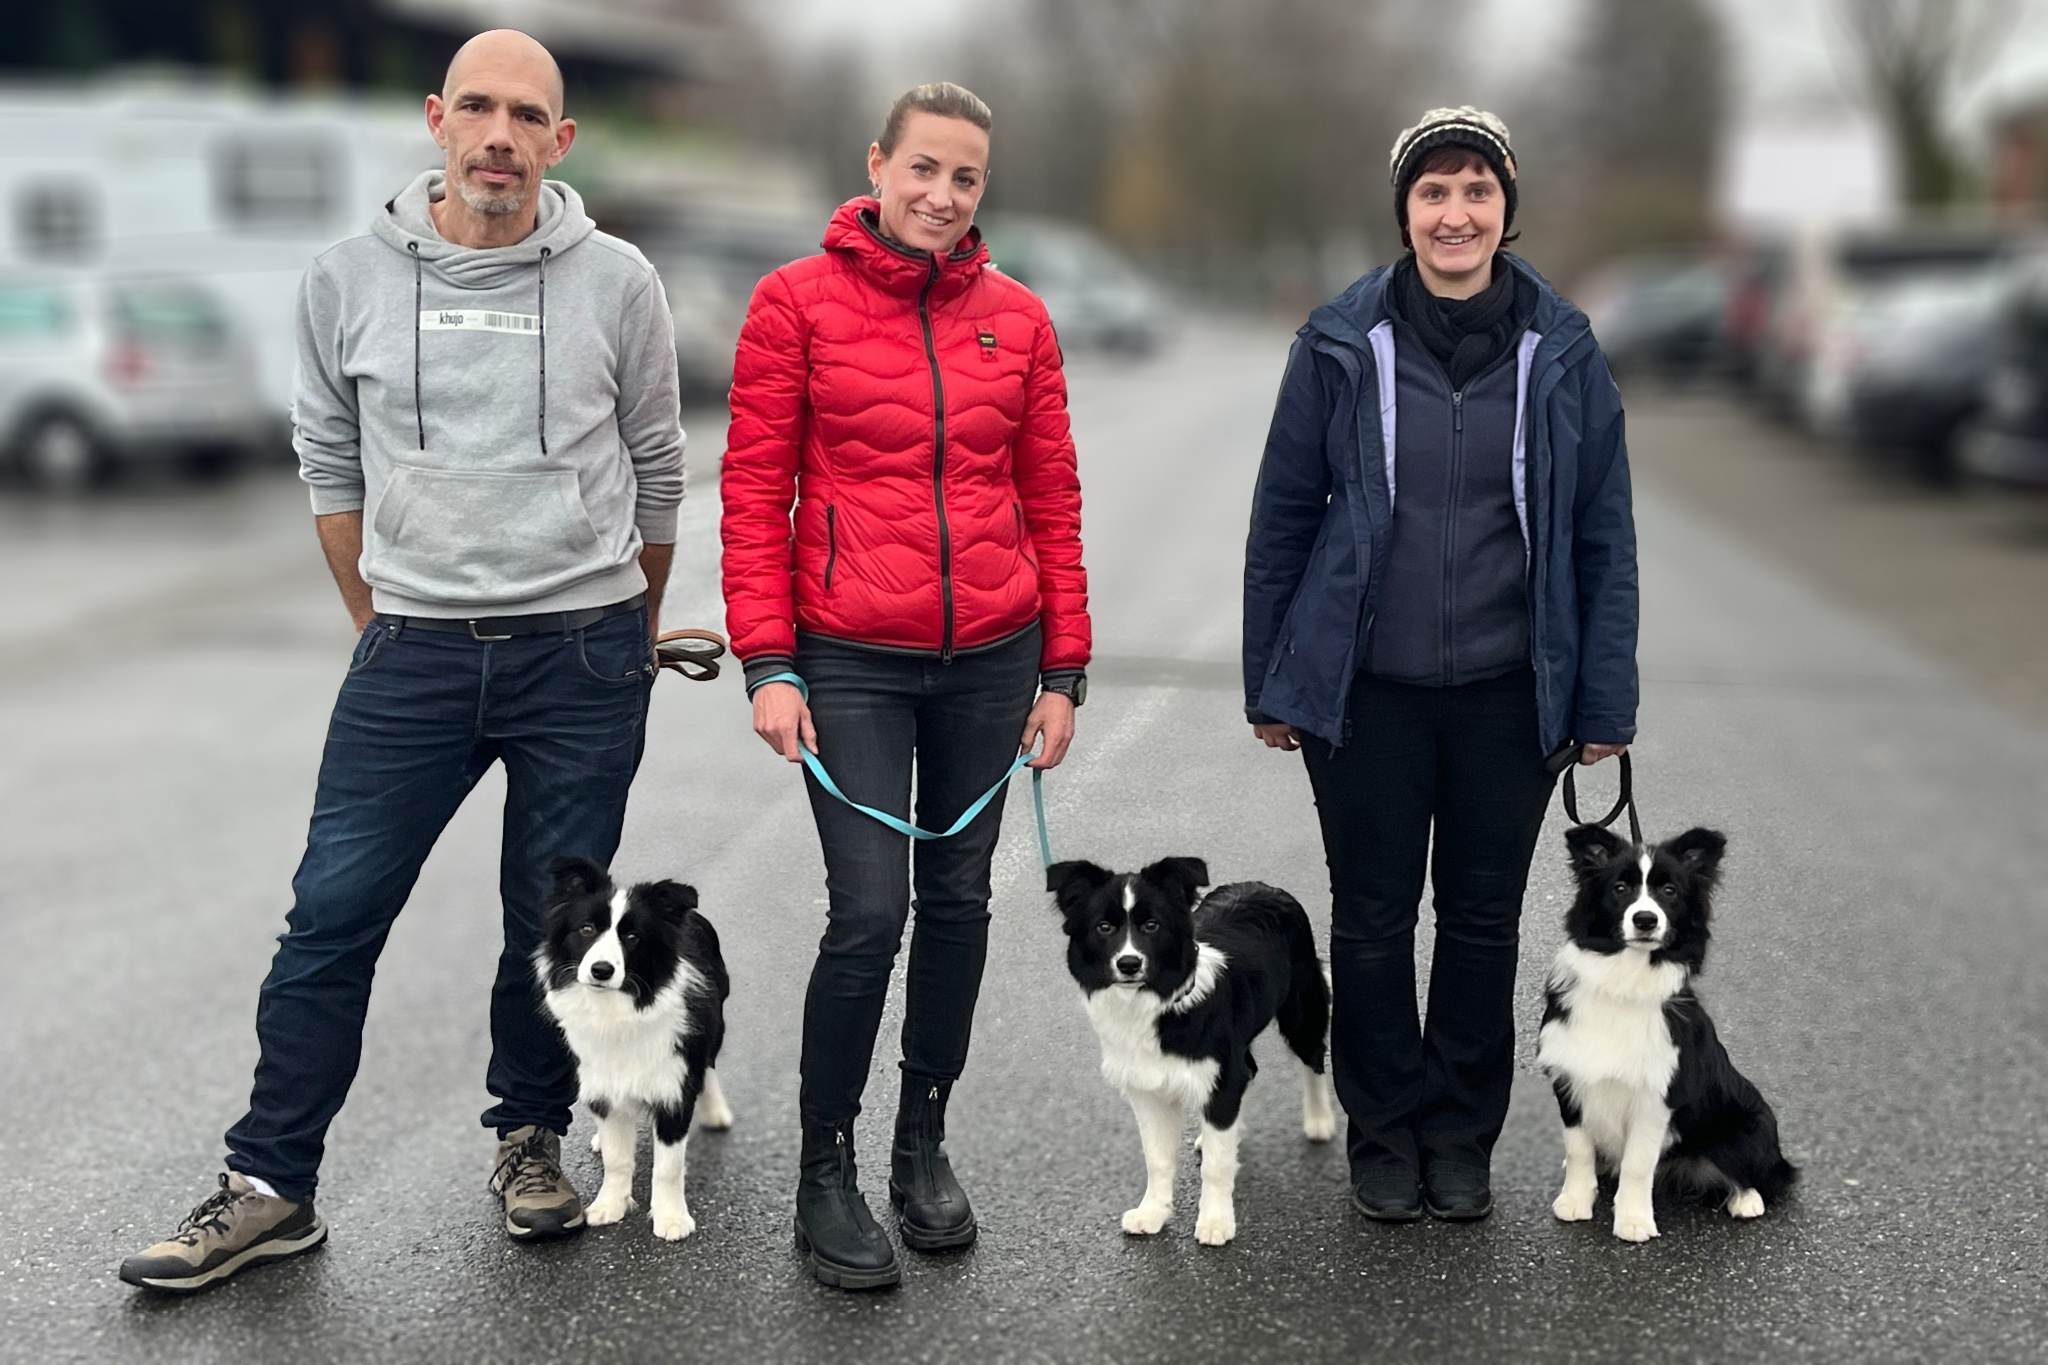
[1013,308,1090,671]
[720,269,809,664]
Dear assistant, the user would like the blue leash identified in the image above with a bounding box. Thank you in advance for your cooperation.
[754,672,1055,868]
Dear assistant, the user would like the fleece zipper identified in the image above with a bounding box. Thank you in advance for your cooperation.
[917,257,956,661]
[1442,388,1465,685]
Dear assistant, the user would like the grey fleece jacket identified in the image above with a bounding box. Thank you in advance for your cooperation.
[294,170,685,617]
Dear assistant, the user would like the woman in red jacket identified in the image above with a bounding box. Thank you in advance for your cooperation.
[721,82,1089,1290]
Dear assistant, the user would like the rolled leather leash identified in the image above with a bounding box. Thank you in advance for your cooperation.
[1561,750,1642,846]
[655,628,727,682]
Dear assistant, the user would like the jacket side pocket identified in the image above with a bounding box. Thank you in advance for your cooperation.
[824,504,839,591]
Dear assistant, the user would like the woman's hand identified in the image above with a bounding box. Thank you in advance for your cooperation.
[752,682,816,763]
[1580,743,1628,765]
[1253,722,1301,751]
[1021,692,1075,769]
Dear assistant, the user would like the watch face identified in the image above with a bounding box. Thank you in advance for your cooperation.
[1072,676,1087,706]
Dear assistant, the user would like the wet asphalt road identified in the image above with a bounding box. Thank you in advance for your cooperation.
[2,322,2046,1364]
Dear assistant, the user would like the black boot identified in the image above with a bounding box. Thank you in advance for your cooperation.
[889,1074,977,1251]
[793,1119,900,1290]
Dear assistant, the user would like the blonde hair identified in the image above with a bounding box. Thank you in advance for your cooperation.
[878,82,993,156]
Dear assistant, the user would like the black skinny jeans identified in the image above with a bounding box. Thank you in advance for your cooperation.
[1301,666,1556,1180]
[793,626,1040,1125]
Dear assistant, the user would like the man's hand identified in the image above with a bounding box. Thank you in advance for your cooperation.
[1580,743,1629,765]
[639,541,674,641]
[752,681,816,763]
[1253,722,1301,751]
[1021,692,1076,769]
[315,511,375,632]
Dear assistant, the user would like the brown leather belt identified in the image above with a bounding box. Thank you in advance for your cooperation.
[390,593,646,641]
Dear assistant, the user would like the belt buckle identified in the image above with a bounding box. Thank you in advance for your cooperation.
[467,620,514,642]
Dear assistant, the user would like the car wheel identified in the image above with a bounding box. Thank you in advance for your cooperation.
[18,413,103,492]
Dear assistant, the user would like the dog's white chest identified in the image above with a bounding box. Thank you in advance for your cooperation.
[543,976,696,1105]
[1537,946,1685,1099]
[1083,990,1220,1108]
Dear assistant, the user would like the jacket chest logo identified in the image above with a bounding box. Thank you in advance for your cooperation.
[418,309,540,335]
[978,329,998,358]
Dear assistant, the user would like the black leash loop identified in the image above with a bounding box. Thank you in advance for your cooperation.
[654,628,727,683]
[1561,751,1642,845]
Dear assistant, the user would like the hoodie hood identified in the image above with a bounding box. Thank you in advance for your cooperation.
[373,170,596,287]
[822,196,988,303]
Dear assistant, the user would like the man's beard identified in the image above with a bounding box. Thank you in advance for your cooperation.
[455,160,527,215]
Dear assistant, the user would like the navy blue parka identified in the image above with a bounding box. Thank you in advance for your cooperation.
[1242,254,1638,752]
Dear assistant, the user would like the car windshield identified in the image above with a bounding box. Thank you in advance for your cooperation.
[110,283,228,345]
[0,283,70,337]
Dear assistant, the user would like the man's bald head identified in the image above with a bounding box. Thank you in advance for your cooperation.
[444,29,564,119]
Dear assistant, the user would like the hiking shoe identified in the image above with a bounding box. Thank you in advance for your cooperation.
[491,1125,585,1240]
[118,1173,326,1293]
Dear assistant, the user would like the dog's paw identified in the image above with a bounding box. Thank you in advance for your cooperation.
[1726,1188,1765,1219]
[697,1099,734,1131]
[1302,1111,1337,1143]
[1612,1210,1659,1243]
[651,1207,696,1241]
[585,1190,636,1226]
[1194,1206,1236,1246]
[590,1129,605,1155]
[1552,1186,1596,1222]
[1120,1204,1171,1236]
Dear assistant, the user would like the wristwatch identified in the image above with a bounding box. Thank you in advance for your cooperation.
[1040,672,1087,707]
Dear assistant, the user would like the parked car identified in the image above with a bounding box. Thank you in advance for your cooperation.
[977,214,1171,355]
[1579,256,1730,381]
[1722,238,1790,393]
[1958,255,2048,491]
[0,272,269,488]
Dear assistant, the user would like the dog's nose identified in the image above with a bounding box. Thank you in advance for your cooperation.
[589,960,615,981]
[1631,911,1660,934]
[1115,954,1143,977]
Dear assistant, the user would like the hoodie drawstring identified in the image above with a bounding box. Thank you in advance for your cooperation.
[537,246,550,455]
[408,243,426,450]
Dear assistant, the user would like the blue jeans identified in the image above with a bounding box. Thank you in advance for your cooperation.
[794,627,1040,1125]
[224,607,654,1202]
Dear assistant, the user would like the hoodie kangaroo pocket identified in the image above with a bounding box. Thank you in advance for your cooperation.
[370,464,601,602]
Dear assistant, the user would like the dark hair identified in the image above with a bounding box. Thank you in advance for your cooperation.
[878,82,993,156]
[1411,145,1496,181]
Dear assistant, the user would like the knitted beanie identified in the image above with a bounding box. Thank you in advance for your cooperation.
[1389,106,1518,242]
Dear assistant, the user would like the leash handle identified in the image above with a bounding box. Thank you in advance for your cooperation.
[1561,750,1642,846]
[655,628,728,682]
[753,670,1056,866]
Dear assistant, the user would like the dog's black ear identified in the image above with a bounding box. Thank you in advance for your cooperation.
[1046,860,1114,913]
[1666,828,1727,881]
[1140,856,1210,909]
[639,880,699,919]
[548,855,608,897]
[1564,825,1628,876]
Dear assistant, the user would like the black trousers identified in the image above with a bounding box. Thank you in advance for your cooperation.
[793,627,1040,1125]
[1300,667,1556,1179]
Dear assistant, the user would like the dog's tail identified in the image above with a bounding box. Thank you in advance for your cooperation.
[1270,892,1331,1076]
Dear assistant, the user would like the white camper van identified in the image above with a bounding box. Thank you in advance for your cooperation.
[0,80,438,480]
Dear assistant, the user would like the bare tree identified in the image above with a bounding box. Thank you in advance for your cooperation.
[1835,0,2022,205]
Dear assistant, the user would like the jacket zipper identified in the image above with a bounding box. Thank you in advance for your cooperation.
[824,504,839,591]
[1445,389,1464,686]
[917,258,956,661]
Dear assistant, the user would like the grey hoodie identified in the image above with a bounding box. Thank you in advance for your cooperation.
[294,170,685,617]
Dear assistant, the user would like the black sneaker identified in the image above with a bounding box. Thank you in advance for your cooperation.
[119,1173,327,1293]
[1351,1168,1425,1223]
[1424,1161,1494,1221]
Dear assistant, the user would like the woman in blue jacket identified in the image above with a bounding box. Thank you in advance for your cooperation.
[1242,107,1638,1223]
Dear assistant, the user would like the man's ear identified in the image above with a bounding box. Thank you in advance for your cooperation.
[639,880,699,919]
[548,855,607,898]
[1139,857,1211,910]
[1564,825,1627,878]
[1046,860,1114,916]
[1665,828,1727,881]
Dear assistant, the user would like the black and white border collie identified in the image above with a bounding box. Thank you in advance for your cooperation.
[1046,857,1335,1246]
[1538,825,1797,1243]
[535,857,734,1241]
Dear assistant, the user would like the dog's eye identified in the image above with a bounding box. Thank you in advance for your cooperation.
[620,932,638,947]
[1614,882,1628,896]
[578,924,597,939]
[1139,920,1159,934]
[1096,921,1117,936]
[1656,884,1678,900]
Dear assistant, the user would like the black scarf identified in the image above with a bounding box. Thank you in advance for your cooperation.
[1393,254,1522,391]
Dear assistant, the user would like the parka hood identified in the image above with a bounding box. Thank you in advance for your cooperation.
[372,169,596,289]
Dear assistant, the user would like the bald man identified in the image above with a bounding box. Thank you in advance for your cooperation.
[121,31,687,1291]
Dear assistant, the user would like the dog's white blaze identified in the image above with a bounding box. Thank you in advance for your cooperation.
[1623,849,1667,945]
[1115,930,1147,979]
[1122,877,1138,911]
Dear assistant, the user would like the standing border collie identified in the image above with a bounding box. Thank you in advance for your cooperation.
[1537,825,1797,1243]
[535,856,734,1241]
[1046,857,1336,1246]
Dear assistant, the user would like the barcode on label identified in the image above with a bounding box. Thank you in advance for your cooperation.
[418,309,541,334]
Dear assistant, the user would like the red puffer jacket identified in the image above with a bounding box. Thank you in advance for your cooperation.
[720,198,1090,677]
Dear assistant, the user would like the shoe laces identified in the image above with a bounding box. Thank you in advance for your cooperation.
[493,1130,564,1198]
[174,1174,246,1244]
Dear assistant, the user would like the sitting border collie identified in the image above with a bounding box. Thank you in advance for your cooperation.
[1046,857,1336,1246]
[1538,825,1797,1243]
[535,857,734,1241]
